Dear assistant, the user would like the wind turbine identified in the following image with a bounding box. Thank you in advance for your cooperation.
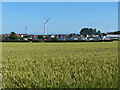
[44,18,50,36]
[25,27,27,34]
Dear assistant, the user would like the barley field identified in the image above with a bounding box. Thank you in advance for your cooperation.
[2,41,118,88]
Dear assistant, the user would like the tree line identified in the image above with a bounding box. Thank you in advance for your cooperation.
[2,28,120,40]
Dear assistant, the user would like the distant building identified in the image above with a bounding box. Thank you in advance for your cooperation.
[16,34,28,37]
[2,34,28,37]
[106,34,120,39]
[2,34,11,37]
[51,35,55,38]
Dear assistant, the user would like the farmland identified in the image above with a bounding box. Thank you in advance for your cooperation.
[2,41,118,88]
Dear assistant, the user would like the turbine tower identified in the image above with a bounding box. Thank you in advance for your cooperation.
[25,27,27,34]
[44,18,49,36]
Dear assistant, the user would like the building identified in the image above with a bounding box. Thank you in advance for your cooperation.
[106,34,120,39]
[2,34,28,38]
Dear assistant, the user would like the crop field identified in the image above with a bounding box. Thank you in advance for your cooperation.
[2,41,118,88]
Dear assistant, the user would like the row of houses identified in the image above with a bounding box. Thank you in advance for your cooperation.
[1,33,120,41]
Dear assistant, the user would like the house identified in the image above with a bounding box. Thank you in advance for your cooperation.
[2,34,28,37]
[106,34,120,40]
[2,34,11,37]
[50,35,55,38]
[16,34,28,37]
[68,38,78,40]
[57,37,66,40]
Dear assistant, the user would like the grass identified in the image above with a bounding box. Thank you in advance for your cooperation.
[2,41,118,88]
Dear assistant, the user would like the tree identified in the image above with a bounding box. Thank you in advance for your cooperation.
[98,30,101,34]
[9,32,18,40]
[4,36,10,40]
[101,33,106,36]
[80,28,95,37]
[94,29,96,33]
[11,32,16,36]
[23,36,29,38]
[113,31,120,34]
[68,33,76,37]
[80,28,101,37]
[37,35,43,39]
[71,33,76,36]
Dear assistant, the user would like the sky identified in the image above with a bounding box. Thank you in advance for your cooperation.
[2,2,118,35]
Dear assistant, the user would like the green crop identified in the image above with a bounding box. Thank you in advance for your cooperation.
[2,41,118,88]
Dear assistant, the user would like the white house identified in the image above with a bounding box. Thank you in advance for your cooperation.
[106,34,120,39]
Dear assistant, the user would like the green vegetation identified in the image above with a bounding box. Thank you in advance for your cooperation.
[80,28,101,37]
[3,32,21,40]
[2,42,118,88]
